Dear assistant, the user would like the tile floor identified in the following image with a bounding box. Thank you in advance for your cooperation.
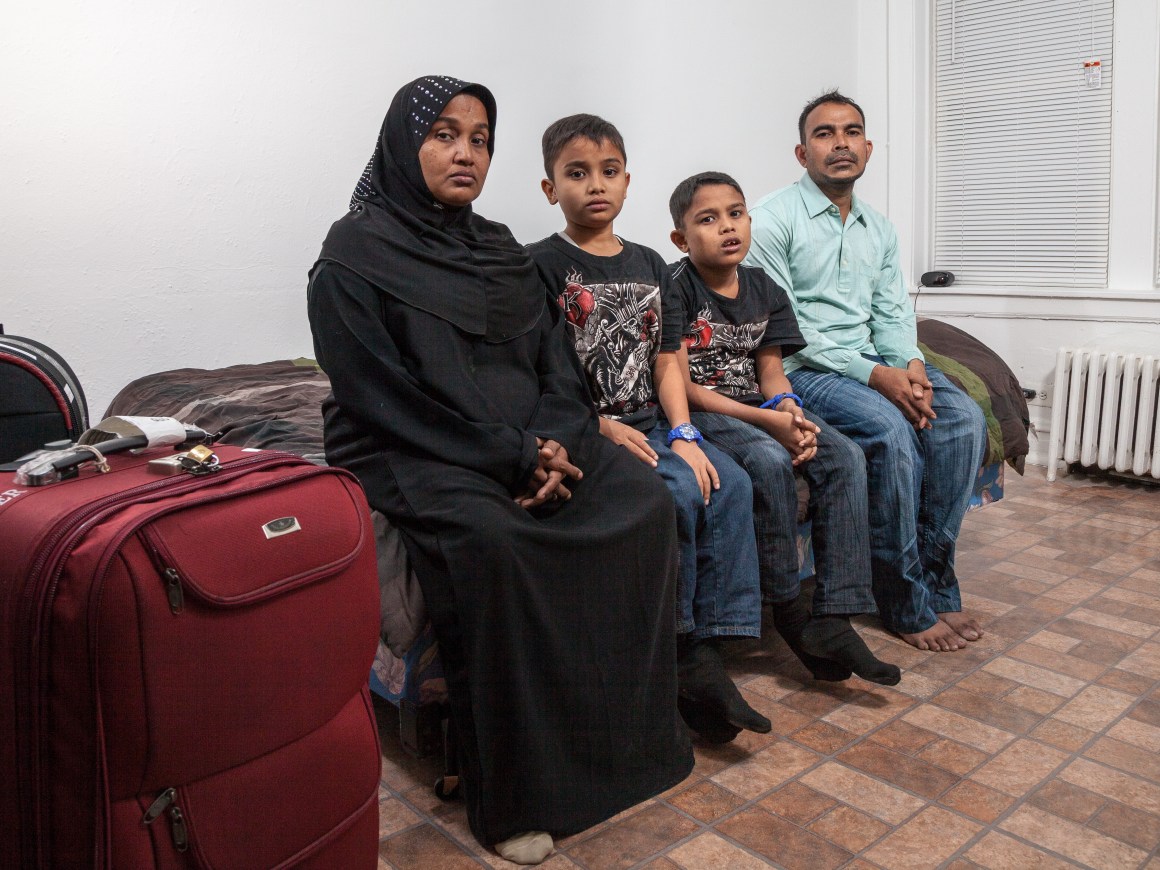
[375,466,1160,869]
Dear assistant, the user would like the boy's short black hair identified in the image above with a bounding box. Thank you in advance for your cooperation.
[541,114,626,179]
[797,90,866,144]
[668,171,745,229]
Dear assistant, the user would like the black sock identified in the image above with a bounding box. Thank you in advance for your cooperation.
[677,636,772,734]
[676,696,742,744]
[770,596,853,682]
[800,616,901,686]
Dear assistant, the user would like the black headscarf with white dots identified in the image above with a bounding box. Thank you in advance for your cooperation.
[315,75,544,342]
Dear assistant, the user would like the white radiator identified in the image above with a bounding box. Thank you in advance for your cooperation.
[1046,348,1160,482]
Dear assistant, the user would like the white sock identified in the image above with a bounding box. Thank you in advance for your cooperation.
[495,830,553,865]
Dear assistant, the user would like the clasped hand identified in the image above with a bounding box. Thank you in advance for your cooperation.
[515,438,583,509]
[759,405,819,465]
[869,360,935,430]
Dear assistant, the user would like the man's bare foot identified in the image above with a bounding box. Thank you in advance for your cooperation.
[899,620,966,652]
[939,611,983,641]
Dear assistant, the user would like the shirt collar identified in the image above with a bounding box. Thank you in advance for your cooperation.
[797,172,866,225]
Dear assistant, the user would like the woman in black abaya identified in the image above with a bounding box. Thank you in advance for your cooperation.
[307,76,692,864]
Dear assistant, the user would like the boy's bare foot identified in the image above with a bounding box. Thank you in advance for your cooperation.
[899,620,966,651]
[939,611,983,641]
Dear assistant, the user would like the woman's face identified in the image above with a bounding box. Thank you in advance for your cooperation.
[418,93,491,207]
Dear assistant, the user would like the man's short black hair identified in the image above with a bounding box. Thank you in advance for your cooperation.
[797,90,866,144]
[541,114,627,179]
[668,171,745,229]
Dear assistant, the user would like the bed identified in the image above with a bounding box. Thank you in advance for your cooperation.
[104,320,1030,755]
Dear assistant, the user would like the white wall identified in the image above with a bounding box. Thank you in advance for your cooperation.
[1,0,864,416]
[865,0,1160,471]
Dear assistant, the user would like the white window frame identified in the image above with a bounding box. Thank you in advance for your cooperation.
[868,0,1159,303]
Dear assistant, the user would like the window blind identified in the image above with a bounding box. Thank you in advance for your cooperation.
[933,0,1114,288]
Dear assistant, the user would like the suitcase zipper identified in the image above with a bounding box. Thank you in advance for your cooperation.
[161,566,184,614]
[142,787,189,853]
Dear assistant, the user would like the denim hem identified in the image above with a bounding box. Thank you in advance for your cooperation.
[688,625,761,642]
[812,599,878,617]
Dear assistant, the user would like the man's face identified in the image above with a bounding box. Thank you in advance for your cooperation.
[795,101,872,190]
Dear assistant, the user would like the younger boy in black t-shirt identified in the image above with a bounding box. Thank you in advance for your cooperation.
[668,171,900,686]
[528,117,769,740]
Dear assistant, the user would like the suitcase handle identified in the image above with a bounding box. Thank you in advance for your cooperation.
[13,427,211,486]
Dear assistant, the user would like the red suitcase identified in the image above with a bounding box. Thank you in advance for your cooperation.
[0,440,382,868]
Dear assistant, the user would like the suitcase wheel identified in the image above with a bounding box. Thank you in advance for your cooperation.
[434,775,461,801]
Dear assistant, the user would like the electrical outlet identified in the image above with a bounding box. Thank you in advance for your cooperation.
[1038,391,1047,400]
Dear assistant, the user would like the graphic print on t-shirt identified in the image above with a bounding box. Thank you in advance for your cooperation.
[683,303,767,398]
[559,267,660,417]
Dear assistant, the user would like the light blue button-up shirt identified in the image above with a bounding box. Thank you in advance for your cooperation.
[744,172,923,385]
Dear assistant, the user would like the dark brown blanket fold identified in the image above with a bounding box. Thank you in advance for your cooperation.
[918,318,1030,473]
[104,360,329,464]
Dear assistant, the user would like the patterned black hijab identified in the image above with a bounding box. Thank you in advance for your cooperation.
[315,75,543,342]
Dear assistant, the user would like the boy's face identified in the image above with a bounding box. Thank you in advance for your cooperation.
[670,184,751,271]
[541,137,629,231]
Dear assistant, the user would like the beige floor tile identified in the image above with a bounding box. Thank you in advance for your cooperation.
[1030,718,1096,752]
[1053,685,1137,730]
[982,656,1088,697]
[1102,585,1160,608]
[800,761,926,825]
[891,671,947,700]
[970,738,1070,797]
[964,830,1088,869]
[940,779,1016,823]
[1069,607,1157,639]
[1119,642,1160,680]
[807,805,891,852]
[916,737,991,776]
[716,807,853,870]
[1043,578,1107,604]
[1085,735,1160,783]
[566,803,698,870]
[999,805,1148,870]
[1007,641,1108,680]
[1005,685,1065,715]
[862,806,981,869]
[1106,715,1160,752]
[1026,629,1082,652]
[960,592,1016,617]
[903,704,1016,754]
[990,560,1064,584]
[378,796,423,839]
[1059,757,1160,814]
[709,739,820,800]
[758,781,837,825]
[666,780,744,823]
[665,832,775,870]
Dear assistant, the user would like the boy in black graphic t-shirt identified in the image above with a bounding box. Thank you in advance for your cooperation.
[528,116,768,742]
[668,171,900,686]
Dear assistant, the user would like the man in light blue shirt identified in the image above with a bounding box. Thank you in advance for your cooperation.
[745,90,987,653]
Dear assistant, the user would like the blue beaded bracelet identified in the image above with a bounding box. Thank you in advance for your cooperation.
[760,392,802,410]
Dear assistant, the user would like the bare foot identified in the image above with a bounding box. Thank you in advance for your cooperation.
[899,620,966,652]
[939,611,983,641]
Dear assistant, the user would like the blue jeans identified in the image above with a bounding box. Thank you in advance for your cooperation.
[646,424,761,641]
[688,410,873,616]
[788,361,987,634]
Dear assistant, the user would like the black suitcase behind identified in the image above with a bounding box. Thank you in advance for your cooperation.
[0,330,89,462]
